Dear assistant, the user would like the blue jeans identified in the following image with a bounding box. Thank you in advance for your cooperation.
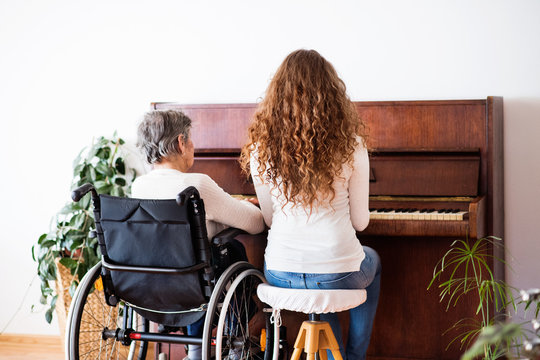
[264,246,381,360]
[186,317,204,359]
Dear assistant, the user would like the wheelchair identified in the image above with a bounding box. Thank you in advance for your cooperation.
[65,183,280,360]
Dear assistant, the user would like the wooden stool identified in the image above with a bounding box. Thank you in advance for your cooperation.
[257,284,367,360]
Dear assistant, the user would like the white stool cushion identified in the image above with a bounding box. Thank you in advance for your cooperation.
[257,283,367,314]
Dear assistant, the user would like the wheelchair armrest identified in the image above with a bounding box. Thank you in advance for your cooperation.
[212,227,247,245]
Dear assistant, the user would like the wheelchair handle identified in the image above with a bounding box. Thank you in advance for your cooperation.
[72,183,98,202]
[177,186,201,206]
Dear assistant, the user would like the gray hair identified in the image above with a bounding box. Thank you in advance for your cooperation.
[137,110,192,164]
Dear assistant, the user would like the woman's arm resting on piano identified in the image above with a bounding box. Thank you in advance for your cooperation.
[250,152,274,228]
[195,174,265,234]
[349,143,370,231]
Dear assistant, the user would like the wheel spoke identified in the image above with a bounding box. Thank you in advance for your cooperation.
[68,262,148,360]
[214,267,266,360]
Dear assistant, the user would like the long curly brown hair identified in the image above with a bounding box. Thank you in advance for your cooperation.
[240,49,368,209]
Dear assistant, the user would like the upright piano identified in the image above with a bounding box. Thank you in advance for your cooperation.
[152,97,504,360]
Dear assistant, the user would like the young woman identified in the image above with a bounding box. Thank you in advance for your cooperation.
[241,49,381,360]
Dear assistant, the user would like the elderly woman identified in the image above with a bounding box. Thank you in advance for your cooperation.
[132,110,264,360]
[132,110,264,237]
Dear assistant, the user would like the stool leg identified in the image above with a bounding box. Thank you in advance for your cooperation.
[291,321,344,360]
[317,322,342,360]
[291,323,308,360]
[304,323,320,360]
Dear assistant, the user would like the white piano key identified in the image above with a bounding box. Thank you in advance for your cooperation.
[369,208,468,221]
[410,210,423,220]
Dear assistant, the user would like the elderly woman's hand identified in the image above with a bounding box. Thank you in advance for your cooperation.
[245,197,260,207]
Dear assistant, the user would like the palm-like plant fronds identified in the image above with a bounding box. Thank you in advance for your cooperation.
[428,236,517,359]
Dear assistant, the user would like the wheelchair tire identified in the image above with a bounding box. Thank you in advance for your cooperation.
[202,261,279,360]
[66,262,149,360]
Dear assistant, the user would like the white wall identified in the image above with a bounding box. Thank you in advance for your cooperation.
[1,0,539,335]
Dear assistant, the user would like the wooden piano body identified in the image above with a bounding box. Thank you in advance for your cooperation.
[152,97,504,360]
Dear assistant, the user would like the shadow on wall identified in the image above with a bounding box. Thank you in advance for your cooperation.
[502,97,540,290]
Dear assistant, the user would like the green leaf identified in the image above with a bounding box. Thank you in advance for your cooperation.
[79,193,91,210]
[87,236,98,250]
[40,281,53,296]
[45,308,53,324]
[114,177,126,186]
[96,146,111,160]
[39,261,54,280]
[37,233,47,245]
[68,281,79,297]
[69,213,86,229]
[94,179,107,188]
[110,186,123,197]
[59,202,79,215]
[115,158,126,175]
[40,240,57,249]
[96,183,113,194]
[76,264,87,280]
[85,166,97,182]
[73,163,85,177]
[68,239,84,251]
[95,161,113,177]
[59,257,78,269]
[50,295,58,309]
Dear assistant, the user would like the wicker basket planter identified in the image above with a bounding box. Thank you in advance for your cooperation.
[55,259,118,357]
[54,259,76,350]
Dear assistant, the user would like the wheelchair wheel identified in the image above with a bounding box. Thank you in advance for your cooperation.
[202,261,279,360]
[66,262,149,360]
[202,261,253,359]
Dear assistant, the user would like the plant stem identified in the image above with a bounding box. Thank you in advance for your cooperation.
[471,254,492,358]
[109,139,120,168]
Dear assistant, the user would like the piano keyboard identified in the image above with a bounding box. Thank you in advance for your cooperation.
[369,208,468,221]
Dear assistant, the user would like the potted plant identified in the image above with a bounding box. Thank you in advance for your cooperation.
[428,236,517,359]
[32,133,138,327]
[462,288,540,359]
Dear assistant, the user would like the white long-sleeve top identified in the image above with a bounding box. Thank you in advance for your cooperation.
[131,169,265,238]
[251,139,370,273]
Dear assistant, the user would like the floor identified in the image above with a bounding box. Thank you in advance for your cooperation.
[0,334,64,360]
[0,334,157,359]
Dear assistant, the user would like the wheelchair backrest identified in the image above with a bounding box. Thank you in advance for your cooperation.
[94,188,213,326]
